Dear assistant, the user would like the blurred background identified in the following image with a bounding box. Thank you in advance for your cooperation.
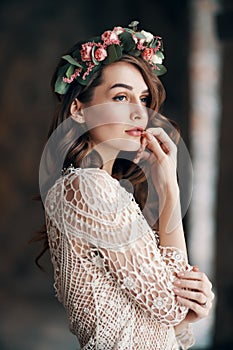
[1,0,232,349]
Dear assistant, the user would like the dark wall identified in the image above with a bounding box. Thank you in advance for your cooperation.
[0,0,190,292]
[2,0,232,349]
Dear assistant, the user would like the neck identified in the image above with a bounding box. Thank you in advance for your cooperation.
[93,144,118,175]
[102,160,115,175]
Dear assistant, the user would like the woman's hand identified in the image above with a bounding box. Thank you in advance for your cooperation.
[143,127,177,160]
[135,128,178,196]
[173,266,215,324]
[136,127,185,239]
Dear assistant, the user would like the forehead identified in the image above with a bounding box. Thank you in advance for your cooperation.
[101,61,148,89]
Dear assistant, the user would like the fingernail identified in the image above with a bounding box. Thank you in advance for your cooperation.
[174,279,181,285]
[147,132,153,141]
[192,265,199,272]
[178,272,184,277]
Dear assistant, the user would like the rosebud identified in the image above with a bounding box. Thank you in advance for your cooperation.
[94,47,107,61]
[142,48,154,61]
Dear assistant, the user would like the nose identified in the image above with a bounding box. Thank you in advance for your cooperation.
[130,103,147,121]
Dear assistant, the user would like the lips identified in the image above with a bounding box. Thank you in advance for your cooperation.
[125,127,144,137]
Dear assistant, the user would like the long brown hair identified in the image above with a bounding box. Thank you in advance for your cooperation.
[33,41,180,267]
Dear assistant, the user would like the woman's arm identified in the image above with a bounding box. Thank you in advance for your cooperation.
[141,128,188,256]
[46,168,191,325]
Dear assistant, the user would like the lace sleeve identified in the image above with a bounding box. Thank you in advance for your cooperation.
[46,168,190,326]
[176,324,196,349]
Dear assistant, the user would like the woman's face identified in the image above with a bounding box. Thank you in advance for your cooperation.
[82,62,149,160]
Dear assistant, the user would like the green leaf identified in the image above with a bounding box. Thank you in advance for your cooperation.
[91,46,101,66]
[160,40,164,51]
[54,64,70,94]
[54,75,69,94]
[66,65,74,78]
[72,48,82,61]
[128,49,141,57]
[62,55,82,67]
[156,51,164,59]
[119,31,135,52]
[150,39,157,49]
[103,45,122,64]
[123,28,133,34]
[134,32,146,39]
[128,20,139,30]
[154,64,167,76]
[150,37,163,49]
[58,63,70,75]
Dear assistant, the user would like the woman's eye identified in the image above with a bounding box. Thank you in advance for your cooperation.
[113,95,127,102]
[141,96,149,104]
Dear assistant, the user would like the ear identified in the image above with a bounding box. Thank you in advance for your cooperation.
[70,98,85,124]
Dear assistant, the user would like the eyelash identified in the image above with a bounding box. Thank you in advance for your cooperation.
[113,95,126,102]
[113,95,149,104]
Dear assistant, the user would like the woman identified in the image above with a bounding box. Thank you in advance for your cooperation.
[40,21,214,349]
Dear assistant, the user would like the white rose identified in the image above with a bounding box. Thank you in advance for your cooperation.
[141,30,154,43]
[152,52,164,64]
[113,26,124,35]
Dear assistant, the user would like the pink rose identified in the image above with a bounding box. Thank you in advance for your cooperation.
[141,48,154,61]
[113,26,124,35]
[80,43,93,61]
[94,47,107,61]
[101,30,120,45]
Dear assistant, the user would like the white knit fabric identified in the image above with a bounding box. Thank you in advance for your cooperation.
[45,167,195,349]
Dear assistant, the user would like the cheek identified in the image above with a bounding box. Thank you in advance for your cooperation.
[89,124,123,143]
[84,103,130,130]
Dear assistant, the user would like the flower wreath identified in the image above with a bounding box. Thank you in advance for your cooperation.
[55,21,167,95]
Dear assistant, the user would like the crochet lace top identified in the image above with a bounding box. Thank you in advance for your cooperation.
[45,167,195,349]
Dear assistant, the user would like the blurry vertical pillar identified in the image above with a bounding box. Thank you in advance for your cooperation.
[188,0,221,348]
[214,1,233,348]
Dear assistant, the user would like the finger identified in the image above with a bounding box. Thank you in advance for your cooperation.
[141,134,148,149]
[174,278,211,297]
[133,134,150,163]
[177,295,213,314]
[175,279,214,304]
[173,287,207,305]
[176,296,210,317]
[192,265,199,272]
[145,127,177,154]
[174,278,204,290]
[143,132,167,162]
[177,270,209,283]
[176,269,215,304]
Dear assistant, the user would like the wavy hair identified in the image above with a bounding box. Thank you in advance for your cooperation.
[32,41,180,268]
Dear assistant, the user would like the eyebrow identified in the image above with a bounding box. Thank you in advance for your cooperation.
[110,83,149,94]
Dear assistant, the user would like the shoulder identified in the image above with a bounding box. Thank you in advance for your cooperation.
[45,167,151,248]
[64,167,119,193]
[46,167,132,214]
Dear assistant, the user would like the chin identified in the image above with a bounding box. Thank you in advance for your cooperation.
[124,145,140,152]
[118,139,141,152]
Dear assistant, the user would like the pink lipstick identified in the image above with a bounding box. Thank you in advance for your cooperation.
[125,127,144,137]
